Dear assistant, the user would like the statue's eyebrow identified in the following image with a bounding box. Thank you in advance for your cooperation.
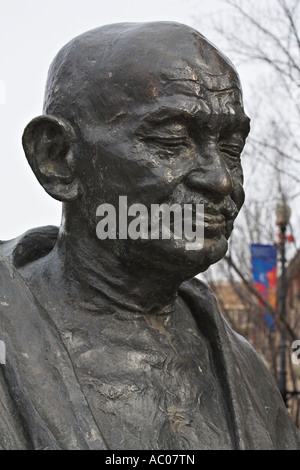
[137,105,211,127]
[137,106,250,139]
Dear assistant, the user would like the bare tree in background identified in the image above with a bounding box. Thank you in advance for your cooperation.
[204,199,300,428]
[194,0,300,427]
[210,0,300,200]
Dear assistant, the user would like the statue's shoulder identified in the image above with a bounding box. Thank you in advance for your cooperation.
[179,277,300,448]
[178,276,223,321]
[0,226,59,268]
[178,276,271,366]
[178,276,274,381]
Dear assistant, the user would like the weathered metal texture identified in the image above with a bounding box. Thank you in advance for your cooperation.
[0,22,299,449]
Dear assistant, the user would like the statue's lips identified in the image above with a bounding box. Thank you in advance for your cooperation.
[192,214,226,232]
[204,214,226,224]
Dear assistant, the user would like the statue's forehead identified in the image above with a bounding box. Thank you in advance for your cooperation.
[106,51,239,86]
[50,24,243,127]
[45,23,243,122]
[78,69,244,130]
[133,87,248,134]
[84,26,240,97]
[99,57,241,110]
[154,72,241,99]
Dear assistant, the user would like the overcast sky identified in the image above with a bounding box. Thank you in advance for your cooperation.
[0,0,245,240]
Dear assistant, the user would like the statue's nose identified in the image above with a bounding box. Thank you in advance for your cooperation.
[185,153,233,197]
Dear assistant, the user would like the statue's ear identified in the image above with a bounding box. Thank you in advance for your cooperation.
[22,115,81,201]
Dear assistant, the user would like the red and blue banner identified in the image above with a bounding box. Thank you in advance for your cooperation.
[250,244,277,332]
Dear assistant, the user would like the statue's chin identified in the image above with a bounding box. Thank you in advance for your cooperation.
[171,234,228,277]
[194,235,229,274]
[117,234,229,279]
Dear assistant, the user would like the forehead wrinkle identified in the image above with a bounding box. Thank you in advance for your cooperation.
[137,86,244,122]
[158,69,240,96]
[198,75,241,93]
[159,81,201,99]
[135,98,249,139]
[204,86,243,112]
[138,100,212,125]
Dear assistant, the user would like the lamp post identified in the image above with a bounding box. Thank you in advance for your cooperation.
[276,198,291,407]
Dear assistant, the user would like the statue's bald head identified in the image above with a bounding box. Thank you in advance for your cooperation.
[43,21,241,127]
[23,21,249,272]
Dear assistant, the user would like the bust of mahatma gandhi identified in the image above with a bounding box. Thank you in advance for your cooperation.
[0,22,299,450]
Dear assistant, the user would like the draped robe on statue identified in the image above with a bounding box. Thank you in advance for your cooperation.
[0,227,299,450]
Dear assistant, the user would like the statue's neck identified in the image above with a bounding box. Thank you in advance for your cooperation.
[52,222,182,316]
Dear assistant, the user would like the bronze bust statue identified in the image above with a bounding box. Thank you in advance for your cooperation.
[0,21,299,450]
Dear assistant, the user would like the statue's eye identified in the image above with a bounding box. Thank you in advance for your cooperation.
[218,130,246,160]
[137,120,190,148]
[143,134,189,147]
[218,143,242,159]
